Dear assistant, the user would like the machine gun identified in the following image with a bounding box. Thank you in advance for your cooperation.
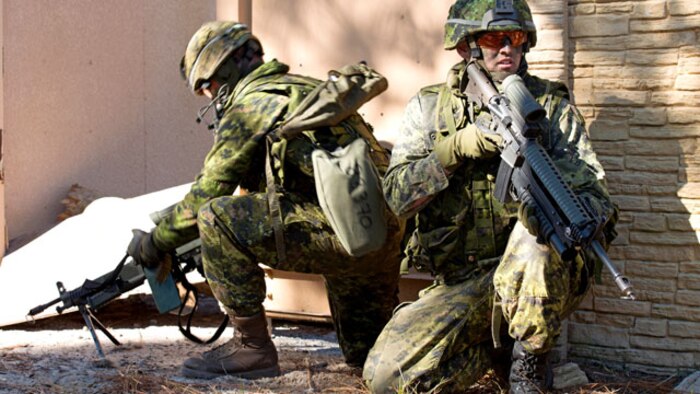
[465,61,635,300]
[28,205,228,359]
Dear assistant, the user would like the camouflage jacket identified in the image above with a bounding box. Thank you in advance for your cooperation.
[383,60,617,277]
[153,60,320,250]
[153,59,387,250]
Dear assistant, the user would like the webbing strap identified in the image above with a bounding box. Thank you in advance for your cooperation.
[265,137,287,265]
[174,269,229,344]
[439,85,459,136]
[491,293,503,349]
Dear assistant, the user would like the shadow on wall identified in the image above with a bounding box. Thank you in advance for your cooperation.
[4,3,217,247]
[251,0,458,145]
[588,98,699,300]
[572,88,700,371]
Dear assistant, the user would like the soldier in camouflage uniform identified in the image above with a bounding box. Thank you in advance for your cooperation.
[127,21,403,379]
[363,0,618,393]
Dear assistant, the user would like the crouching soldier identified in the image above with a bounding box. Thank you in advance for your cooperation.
[127,22,403,379]
[363,0,618,393]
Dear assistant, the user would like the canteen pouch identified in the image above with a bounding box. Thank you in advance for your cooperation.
[311,138,387,256]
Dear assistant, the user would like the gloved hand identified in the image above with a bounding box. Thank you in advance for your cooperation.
[518,202,540,238]
[434,123,503,171]
[127,229,162,268]
[127,229,172,282]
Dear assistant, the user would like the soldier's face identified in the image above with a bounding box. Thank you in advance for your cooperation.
[478,31,525,75]
[456,33,525,76]
[481,42,523,75]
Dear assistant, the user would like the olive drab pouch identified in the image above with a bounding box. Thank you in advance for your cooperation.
[265,62,389,259]
[312,137,386,256]
[276,62,388,140]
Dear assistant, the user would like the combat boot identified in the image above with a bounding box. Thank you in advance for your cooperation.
[509,342,553,394]
[181,311,280,379]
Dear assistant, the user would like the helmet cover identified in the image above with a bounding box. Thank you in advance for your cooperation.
[181,22,260,93]
[444,0,537,50]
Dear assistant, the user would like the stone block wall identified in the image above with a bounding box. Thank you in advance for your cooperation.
[528,0,569,82]
[565,0,700,375]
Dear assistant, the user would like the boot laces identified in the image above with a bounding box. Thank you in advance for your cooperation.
[520,352,537,377]
[203,335,243,360]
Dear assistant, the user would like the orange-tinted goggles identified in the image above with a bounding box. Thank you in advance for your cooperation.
[476,31,528,49]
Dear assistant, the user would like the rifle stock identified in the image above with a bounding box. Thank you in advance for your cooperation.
[465,61,635,300]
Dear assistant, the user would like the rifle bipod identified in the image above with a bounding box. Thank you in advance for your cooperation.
[77,304,121,359]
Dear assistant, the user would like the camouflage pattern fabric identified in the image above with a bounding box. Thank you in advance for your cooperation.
[180,22,259,93]
[152,60,294,251]
[365,60,617,392]
[153,58,402,366]
[363,265,498,393]
[444,0,537,50]
[494,222,591,353]
[198,193,402,365]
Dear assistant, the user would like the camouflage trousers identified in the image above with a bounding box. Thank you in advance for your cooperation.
[363,223,591,393]
[197,192,403,366]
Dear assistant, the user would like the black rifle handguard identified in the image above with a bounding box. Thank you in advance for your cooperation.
[465,61,635,300]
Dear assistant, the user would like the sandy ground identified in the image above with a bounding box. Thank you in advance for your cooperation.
[0,294,369,394]
[0,295,688,394]
[0,322,366,394]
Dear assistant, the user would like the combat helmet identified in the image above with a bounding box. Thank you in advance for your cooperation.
[180,21,262,94]
[444,0,537,53]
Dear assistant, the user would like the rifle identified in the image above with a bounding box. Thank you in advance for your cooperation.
[27,205,228,359]
[464,61,635,300]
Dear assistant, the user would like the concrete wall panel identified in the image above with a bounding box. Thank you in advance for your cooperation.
[240,0,458,144]
[0,0,4,256]
[4,1,216,240]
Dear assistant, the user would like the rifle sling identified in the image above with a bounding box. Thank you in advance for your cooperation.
[176,269,230,345]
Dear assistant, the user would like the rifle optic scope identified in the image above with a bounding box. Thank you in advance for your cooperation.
[502,75,546,123]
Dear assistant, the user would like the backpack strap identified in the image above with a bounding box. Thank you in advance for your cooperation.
[262,62,389,263]
[438,85,459,136]
[265,136,287,265]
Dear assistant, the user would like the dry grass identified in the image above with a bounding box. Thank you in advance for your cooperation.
[2,297,686,394]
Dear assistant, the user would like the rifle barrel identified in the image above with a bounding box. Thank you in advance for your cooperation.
[591,240,635,300]
[28,297,60,316]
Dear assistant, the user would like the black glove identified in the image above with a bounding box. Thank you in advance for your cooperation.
[127,229,173,283]
[127,229,164,269]
[518,202,540,238]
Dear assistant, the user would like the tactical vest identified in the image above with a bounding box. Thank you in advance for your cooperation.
[403,64,569,283]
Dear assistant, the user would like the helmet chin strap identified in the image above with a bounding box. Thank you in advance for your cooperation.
[467,35,483,60]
